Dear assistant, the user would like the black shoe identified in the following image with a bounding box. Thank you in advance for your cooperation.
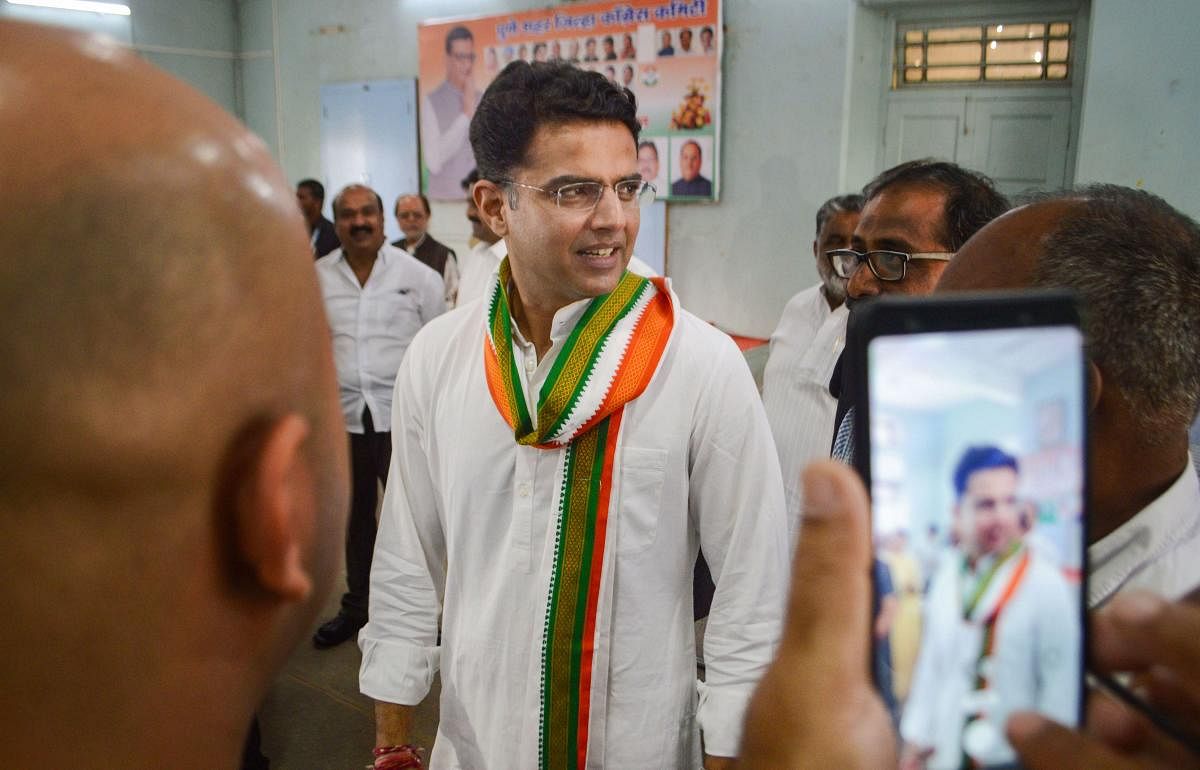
[312,613,365,649]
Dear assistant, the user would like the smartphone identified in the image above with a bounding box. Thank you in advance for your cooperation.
[851,292,1087,770]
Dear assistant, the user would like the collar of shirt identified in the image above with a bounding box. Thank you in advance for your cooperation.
[1088,454,1200,606]
[509,295,592,419]
[403,233,427,254]
[335,245,393,281]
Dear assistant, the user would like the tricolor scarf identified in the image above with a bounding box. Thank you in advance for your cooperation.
[482,258,675,769]
[960,542,1031,768]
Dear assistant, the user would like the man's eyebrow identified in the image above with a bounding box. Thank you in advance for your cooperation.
[542,174,594,188]
[542,172,642,188]
[872,236,915,252]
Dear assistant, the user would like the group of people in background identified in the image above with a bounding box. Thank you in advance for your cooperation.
[4,16,1200,770]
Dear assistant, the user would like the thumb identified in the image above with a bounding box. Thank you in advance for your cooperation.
[781,462,873,676]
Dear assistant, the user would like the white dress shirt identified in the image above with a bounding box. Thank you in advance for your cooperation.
[901,548,1080,768]
[315,244,446,434]
[760,284,848,536]
[1088,456,1200,606]
[454,239,506,308]
[359,286,788,768]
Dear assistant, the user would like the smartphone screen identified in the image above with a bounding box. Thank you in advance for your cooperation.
[865,322,1085,769]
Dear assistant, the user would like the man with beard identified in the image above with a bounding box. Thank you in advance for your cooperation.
[761,193,863,534]
[311,184,445,649]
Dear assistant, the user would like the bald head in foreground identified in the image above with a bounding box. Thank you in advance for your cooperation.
[0,21,348,769]
[937,186,1200,605]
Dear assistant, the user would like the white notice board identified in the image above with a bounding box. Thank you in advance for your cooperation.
[320,79,419,243]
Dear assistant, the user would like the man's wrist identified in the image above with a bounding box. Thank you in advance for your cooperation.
[373,744,423,769]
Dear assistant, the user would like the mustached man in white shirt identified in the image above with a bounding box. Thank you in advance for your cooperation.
[761,193,862,536]
[935,186,1200,608]
[360,61,787,770]
[900,447,1079,770]
[312,185,446,650]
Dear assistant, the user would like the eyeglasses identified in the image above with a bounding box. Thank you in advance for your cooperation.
[449,52,476,63]
[826,249,954,282]
[503,179,656,211]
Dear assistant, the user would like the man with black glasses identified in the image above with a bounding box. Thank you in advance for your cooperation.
[829,160,1010,465]
[359,61,787,770]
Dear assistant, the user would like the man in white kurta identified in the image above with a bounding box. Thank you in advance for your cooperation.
[899,447,1079,769]
[360,61,787,770]
[761,194,861,535]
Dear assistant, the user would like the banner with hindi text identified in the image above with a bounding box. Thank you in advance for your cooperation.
[417,0,722,202]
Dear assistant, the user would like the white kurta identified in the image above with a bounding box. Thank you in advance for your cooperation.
[454,240,506,308]
[900,547,1080,769]
[1089,455,1200,607]
[359,285,788,769]
[760,283,848,537]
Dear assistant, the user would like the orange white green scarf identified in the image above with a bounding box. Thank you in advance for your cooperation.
[482,258,675,769]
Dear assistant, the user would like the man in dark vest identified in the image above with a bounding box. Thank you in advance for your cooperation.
[420,25,480,199]
[391,192,458,306]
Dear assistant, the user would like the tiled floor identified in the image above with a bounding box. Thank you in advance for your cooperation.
[257,580,441,770]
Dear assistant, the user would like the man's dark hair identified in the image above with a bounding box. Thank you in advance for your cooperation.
[461,168,480,191]
[814,193,864,237]
[444,26,473,53]
[331,185,383,218]
[470,61,639,182]
[637,140,658,158]
[1033,184,1200,437]
[681,139,701,159]
[953,445,1018,496]
[701,26,714,37]
[394,193,431,216]
[297,178,325,201]
[603,36,614,46]
[863,159,1009,251]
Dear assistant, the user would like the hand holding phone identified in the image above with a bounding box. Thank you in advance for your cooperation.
[852,292,1088,770]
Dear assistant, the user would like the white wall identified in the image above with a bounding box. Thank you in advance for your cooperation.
[22,0,1194,335]
[1075,0,1200,219]
[1,0,240,115]
[666,0,854,336]
[245,0,859,337]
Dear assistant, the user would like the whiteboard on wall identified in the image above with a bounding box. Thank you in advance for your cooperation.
[634,200,667,276]
[320,79,419,243]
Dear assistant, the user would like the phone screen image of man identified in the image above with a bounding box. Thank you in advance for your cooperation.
[866,326,1085,769]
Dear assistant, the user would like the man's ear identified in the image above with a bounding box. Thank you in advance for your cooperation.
[475,179,509,238]
[1086,360,1103,415]
[812,238,819,259]
[231,414,315,602]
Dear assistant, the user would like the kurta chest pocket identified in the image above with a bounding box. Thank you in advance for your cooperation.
[616,447,667,555]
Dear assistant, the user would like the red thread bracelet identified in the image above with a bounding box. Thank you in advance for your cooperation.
[372,744,423,769]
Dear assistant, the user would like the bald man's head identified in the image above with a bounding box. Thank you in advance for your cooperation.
[941,186,1200,439]
[0,20,348,766]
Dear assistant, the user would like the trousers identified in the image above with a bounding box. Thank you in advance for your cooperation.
[341,407,391,622]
